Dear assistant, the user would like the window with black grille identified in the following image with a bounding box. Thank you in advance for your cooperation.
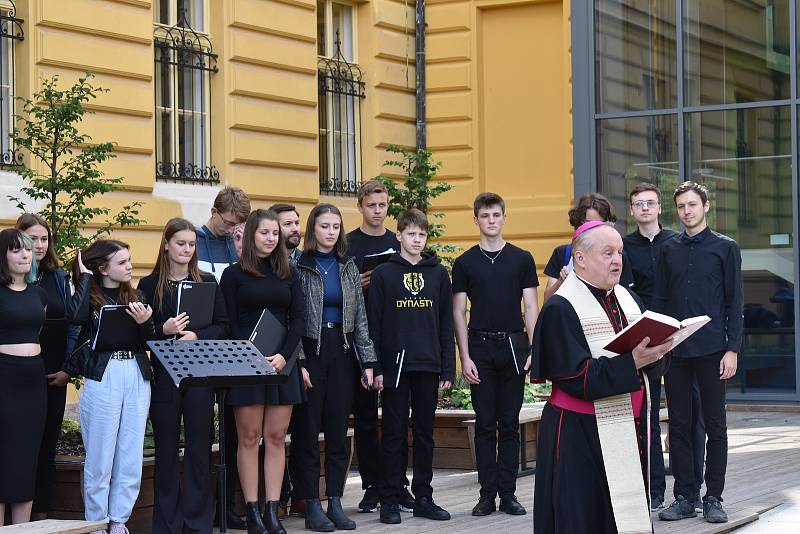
[0,0,22,167]
[153,1,218,184]
[318,1,364,196]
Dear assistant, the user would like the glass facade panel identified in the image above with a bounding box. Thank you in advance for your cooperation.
[596,0,677,113]
[685,106,795,394]
[684,0,791,106]
[597,114,679,219]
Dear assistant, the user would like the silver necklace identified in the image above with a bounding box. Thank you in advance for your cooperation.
[315,257,337,275]
[479,243,505,265]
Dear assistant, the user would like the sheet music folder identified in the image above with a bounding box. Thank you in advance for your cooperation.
[360,250,395,273]
[250,309,301,376]
[176,281,216,331]
[92,304,141,351]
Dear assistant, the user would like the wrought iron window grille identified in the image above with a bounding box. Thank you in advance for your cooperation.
[154,8,218,184]
[0,0,23,167]
[318,32,365,196]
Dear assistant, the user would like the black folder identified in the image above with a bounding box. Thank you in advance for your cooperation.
[92,305,141,352]
[249,309,301,376]
[508,332,531,375]
[360,250,395,273]
[176,281,216,331]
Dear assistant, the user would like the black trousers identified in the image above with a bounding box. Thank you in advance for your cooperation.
[380,371,439,504]
[647,370,666,501]
[222,404,239,512]
[292,329,357,499]
[352,376,409,490]
[151,385,215,534]
[33,383,67,513]
[667,378,706,497]
[664,352,726,500]
[468,336,524,499]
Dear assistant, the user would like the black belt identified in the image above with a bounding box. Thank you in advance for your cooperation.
[468,329,522,341]
[321,322,342,329]
[110,350,135,360]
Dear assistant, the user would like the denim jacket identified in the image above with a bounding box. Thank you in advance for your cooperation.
[296,252,377,366]
[63,273,156,382]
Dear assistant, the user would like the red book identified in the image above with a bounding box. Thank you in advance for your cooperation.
[603,311,710,355]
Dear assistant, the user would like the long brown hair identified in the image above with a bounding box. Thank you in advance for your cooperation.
[303,203,348,257]
[16,213,60,271]
[72,239,138,310]
[240,209,291,279]
[150,218,203,308]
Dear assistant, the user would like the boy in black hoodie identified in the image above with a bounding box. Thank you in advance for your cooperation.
[369,208,456,525]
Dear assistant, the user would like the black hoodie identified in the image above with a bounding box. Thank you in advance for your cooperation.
[367,251,456,387]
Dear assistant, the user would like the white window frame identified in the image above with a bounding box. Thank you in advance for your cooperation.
[0,0,22,166]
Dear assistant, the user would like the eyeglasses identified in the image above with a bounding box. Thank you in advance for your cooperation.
[631,200,659,209]
[217,212,240,227]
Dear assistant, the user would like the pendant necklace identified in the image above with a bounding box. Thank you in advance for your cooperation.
[479,243,505,265]
[315,257,337,275]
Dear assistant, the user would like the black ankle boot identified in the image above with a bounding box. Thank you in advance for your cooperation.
[246,501,268,534]
[304,498,335,532]
[263,501,286,534]
[326,496,356,530]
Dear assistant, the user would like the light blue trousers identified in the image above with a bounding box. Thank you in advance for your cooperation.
[79,358,151,523]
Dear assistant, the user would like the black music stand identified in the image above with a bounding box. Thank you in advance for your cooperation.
[147,339,288,533]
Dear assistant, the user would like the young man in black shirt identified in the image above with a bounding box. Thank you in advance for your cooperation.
[369,209,455,525]
[655,181,743,524]
[452,192,538,516]
[344,180,410,514]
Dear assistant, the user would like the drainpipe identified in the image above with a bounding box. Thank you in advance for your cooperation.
[415,0,426,152]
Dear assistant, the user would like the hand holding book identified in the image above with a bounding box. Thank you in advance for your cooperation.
[603,310,711,355]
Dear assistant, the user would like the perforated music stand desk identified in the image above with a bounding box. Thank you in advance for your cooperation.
[147,339,288,533]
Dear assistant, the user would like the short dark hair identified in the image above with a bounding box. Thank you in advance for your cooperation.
[568,193,617,229]
[473,192,505,217]
[303,203,348,257]
[0,229,36,286]
[628,182,661,204]
[269,203,299,218]
[673,181,709,205]
[397,208,428,232]
[357,180,389,206]
[213,186,251,221]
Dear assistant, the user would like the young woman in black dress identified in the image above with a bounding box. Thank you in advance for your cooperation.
[0,229,48,526]
[137,217,229,534]
[220,209,306,534]
[15,213,79,520]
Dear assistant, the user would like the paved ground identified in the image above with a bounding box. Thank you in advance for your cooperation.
[212,409,800,533]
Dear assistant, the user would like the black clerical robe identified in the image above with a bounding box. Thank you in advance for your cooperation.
[531,281,658,534]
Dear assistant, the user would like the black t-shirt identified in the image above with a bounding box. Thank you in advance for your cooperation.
[0,283,48,344]
[346,228,400,272]
[451,243,539,332]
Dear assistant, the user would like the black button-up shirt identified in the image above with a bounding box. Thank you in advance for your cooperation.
[653,226,743,358]
[622,226,678,309]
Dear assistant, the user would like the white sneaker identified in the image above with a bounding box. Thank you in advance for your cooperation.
[109,523,129,534]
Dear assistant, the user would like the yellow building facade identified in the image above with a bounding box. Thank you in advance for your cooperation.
[0,0,576,277]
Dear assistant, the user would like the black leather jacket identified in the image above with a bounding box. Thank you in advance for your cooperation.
[63,273,156,382]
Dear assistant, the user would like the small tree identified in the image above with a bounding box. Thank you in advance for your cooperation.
[376,145,458,264]
[8,73,143,262]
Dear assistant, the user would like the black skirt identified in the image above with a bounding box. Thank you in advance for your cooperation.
[228,360,307,406]
[0,354,47,503]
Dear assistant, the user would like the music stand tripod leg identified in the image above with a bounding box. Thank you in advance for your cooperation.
[217,387,229,534]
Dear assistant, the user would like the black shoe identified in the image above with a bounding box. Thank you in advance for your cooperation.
[471,497,496,516]
[380,503,402,524]
[217,508,247,531]
[658,495,698,521]
[650,496,665,511]
[264,501,287,534]
[499,495,527,515]
[304,498,335,532]
[246,501,268,534]
[358,486,380,513]
[326,496,356,530]
[703,496,728,523]
[399,487,415,512]
[413,497,451,521]
[691,494,703,513]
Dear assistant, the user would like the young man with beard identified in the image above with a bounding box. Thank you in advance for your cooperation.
[452,192,538,516]
[655,181,743,524]
[369,209,455,525]
[271,203,302,263]
[345,181,413,514]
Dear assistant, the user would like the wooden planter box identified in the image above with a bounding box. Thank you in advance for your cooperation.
[51,456,155,533]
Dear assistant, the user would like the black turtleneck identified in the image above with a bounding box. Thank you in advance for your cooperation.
[219,258,305,357]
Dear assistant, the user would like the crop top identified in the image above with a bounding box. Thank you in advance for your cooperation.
[0,284,48,344]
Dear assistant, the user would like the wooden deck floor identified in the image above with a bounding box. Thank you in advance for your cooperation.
[219,409,800,534]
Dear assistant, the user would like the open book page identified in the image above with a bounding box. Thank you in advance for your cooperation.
[666,315,711,351]
[603,310,709,354]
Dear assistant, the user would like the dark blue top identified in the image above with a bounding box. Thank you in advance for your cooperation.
[653,226,743,358]
[314,250,343,323]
